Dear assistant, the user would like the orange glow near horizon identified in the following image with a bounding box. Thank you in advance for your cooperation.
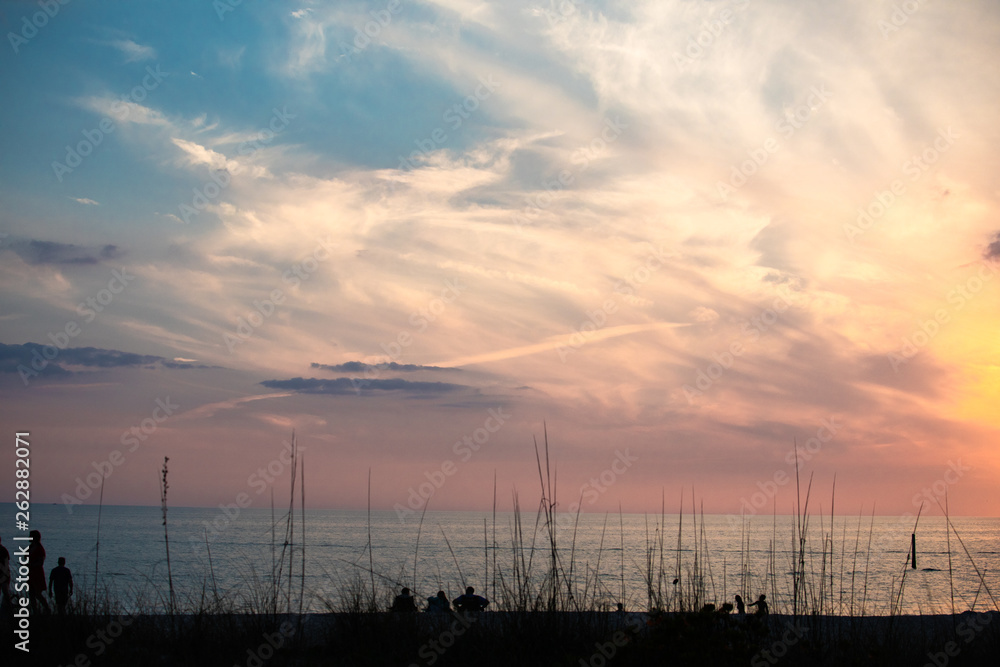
[1,0,1000,519]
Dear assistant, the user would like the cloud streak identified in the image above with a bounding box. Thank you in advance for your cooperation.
[311,361,461,373]
[0,343,212,377]
[260,377,471,396]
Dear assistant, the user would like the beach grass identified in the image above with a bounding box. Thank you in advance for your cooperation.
[3,433,998,666]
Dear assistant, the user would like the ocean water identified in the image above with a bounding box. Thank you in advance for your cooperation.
[5,504,998,616]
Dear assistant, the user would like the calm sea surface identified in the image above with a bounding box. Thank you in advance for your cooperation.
[5,504,998,616]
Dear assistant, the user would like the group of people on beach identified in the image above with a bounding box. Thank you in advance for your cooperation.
[734,593,768,617]
[2,530,769,621]
[383,583,769,618]
[389,586,490,614]
[0,531,74,615]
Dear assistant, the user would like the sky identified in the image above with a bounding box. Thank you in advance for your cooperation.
[1,0,999,519]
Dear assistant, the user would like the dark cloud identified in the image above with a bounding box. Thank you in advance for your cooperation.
[8,239,123,265]
[261,376,468,396]
[310,361,460,374]
[985,232,1000,260]
[57,346,163,367]
[751,221,797,274]
[162,360,218,369]
[0,345,72,377]
[0,343,212,378]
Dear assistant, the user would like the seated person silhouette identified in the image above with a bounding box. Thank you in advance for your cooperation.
[426,590,451,613]
[453,586,489,612]
[390,587,417,612]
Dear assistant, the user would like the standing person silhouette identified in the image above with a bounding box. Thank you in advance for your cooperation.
[28,530,50,613]
[734,594,746,617]
[747,593,768,616]
[49,557,74,614]
[453,586,489,612]
[0,535,11,613]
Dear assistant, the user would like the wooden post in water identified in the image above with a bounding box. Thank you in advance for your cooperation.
[911,533,917,569]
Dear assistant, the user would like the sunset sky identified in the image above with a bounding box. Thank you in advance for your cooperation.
[1,0,999,518]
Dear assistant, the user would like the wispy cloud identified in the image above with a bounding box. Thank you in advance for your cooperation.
[311,361,460,373]
[173,392,296,421]
[79,96,171,126]
[109,38,157,62]
[171,137,271,178]
[2,0,998,515]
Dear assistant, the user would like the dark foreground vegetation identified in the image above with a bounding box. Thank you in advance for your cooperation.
[6,441,997,665]
[3,608,998,666]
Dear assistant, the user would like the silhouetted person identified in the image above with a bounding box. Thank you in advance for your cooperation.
[734,594,746,617]
[426,590,450,613]
[453,586,489,612]
[49,557,74,614]
[28,530,49,613]
[748,593,768,616]
[0,535,11,612]
[390,587,417,612]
